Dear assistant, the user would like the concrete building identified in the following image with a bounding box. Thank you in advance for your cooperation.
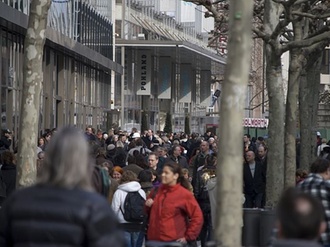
[0,0,122,137]
[115,0,226,134]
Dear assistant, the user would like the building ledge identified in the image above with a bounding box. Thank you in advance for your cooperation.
[0,2,122,74]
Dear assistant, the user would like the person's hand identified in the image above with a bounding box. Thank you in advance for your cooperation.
[145,199,154,207]
[176,238,187,244]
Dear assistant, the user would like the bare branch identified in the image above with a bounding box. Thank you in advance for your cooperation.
[252,26,269,40]
[292,11,330,19]
[281,31,330,53]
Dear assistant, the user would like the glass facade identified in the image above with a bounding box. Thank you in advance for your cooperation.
[0,28,113,139]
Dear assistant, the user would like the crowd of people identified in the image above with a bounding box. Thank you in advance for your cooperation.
[0,126,330,247]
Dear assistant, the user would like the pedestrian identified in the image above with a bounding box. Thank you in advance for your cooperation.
[0,151,16,206]
[112,170,146,247]
[111,166,124,182]
[297,158,330,246]
[0,126,125,247]
[273,188,325,247]
[145,163,203,246]
[243,151,266,208]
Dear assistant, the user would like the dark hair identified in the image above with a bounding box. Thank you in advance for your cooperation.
[310,158,330,174]
[127,155,136,165]
[138,170,153,183]
[163,163,191,190]
[257,136,264,142]
[172,145,181,153]
[244,134,251,139]
[135,138,143,146]
[296,169,308,179]
[2,150,15,165]
[148,152,159,160]
[277,188,325,240]
[120,170,138,184]
[205,153,217,167]
[135,154,148,169]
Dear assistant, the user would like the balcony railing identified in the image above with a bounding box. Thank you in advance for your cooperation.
[1,0,114,59]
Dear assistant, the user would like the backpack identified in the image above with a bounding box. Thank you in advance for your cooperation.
[93,166,110,198]
[140,147,147,157]
[120,191,145,223]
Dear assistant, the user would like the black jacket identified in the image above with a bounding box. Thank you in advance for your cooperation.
[0,136,11,150]
[165,155,189,169]
[142,136,157,149]
[0,185,125,247]
[243,161,266,194]
[1,163,16,198]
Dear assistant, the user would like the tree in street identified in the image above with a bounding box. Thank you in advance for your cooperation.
[184,115,191,135]
[163,112,172,134]
[214,0,254,246]
[17,0,52,187]
[184,0,330,206]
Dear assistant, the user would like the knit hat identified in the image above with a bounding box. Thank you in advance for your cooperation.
[107,144,116,151]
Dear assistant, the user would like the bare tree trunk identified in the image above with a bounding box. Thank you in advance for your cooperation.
[17,0,52,187]
[299,49,323,170]
[284,48,304,187]
[263,1,285,208]
[215,0,254,246]
[264,47,285,208]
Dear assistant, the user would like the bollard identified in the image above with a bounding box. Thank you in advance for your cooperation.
[242,208,261,247]
[259,209,276,247]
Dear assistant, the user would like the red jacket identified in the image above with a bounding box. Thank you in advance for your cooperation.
[146,183,203,241]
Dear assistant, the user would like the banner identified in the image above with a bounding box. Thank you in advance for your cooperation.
[200,70,211,107]
[179,64,192,103]
[158,57,172,99]
[136,50,151,95]
[243,118,269,128]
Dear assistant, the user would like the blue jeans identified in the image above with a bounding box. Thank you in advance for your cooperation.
[124,231,140,247]
[136,232,145,247]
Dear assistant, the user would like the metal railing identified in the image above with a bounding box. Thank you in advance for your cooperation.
[1,0,114,59]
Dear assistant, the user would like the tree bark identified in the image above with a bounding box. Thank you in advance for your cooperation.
[299,48,323,170]
[17,0,52,187]
[284,48,304,187]
[264,46,285,208]
[263,0,285,208]
[215,0,254,246]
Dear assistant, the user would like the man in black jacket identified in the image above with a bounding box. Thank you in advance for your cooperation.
[0,129,12,151]
[165,145,189,169]
[243,151,266,208]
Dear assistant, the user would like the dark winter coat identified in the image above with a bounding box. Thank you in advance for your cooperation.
[0,185,125,247]
[272,239,322,247]
[165,155,189,169]
[1,163,16,198]
[243,161,266,195]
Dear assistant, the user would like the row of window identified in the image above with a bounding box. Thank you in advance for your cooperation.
[0,29,113,138]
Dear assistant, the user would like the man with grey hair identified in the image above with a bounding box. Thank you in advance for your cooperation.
[0,127,125,247]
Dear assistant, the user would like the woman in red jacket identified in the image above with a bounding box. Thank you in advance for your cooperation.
[145,163,203,245]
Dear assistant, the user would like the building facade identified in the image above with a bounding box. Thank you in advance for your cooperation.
[0,0,121,138]
[115,0,226,134]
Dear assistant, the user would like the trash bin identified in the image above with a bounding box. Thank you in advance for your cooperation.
[242,208,261,247]
[259,209,276,247]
